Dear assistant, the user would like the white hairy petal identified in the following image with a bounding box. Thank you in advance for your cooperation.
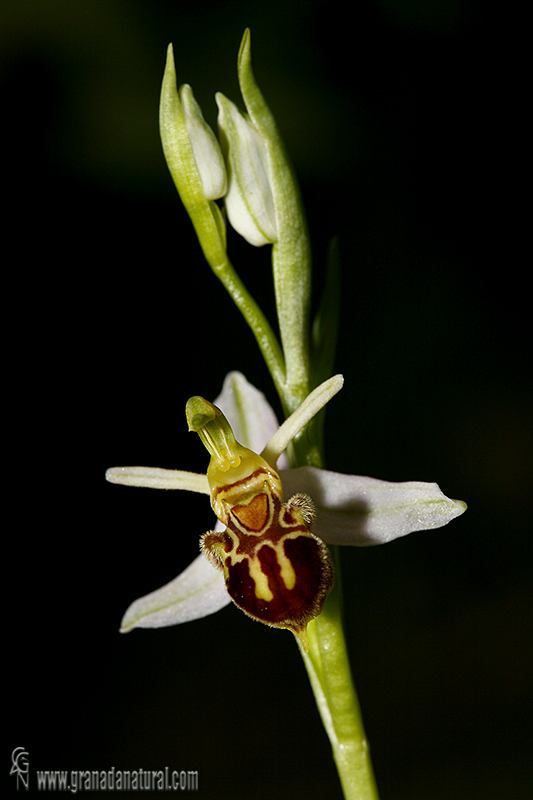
[105,466,209,493]
[261,375,344,467]
[281,467,467,546]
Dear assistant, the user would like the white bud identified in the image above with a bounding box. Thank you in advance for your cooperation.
[180,84,227,201]
[216,93,277,246]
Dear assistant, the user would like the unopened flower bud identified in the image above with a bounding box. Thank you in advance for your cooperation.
[180,84,227,201]
[216,93,277,246]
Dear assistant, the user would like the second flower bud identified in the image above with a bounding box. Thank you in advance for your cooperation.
[216,93,278,247]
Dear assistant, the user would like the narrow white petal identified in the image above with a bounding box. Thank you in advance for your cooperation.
[261,375,344,466]
[215,371,289,468]
[106,466,209,493]
[281,467,467,545]
[120,554,230,632]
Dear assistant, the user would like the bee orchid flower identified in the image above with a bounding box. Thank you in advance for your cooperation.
[106,372,466,648]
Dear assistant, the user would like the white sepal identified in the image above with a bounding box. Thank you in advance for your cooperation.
[281,467,467,546]
[120,553,229,632]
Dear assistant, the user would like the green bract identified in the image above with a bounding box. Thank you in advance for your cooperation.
[159,44,227,267]
[235,30,313,407]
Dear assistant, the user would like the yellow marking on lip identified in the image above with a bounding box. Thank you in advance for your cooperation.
[276,540,296,591]
[248,556,274,601]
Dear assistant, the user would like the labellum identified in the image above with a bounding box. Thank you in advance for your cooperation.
[187,396,333,650]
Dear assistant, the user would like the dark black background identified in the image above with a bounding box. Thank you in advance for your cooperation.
[4,1,530,798]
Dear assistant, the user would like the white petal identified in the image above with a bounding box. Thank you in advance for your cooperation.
[214,371,289,468]
[281,467,467,546]
[106,466,209,493]
[261,375,344,466]
[120,554,230,632]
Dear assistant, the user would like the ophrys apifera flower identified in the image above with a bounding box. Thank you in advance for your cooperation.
[106,373,466,650]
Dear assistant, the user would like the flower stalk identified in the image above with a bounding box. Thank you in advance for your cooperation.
[279,385,380,799]
[304,553,380,800]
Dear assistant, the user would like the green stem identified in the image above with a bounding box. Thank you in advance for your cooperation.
[210,255,286,399]
[287,398,380,799]
[302,548,380,800]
